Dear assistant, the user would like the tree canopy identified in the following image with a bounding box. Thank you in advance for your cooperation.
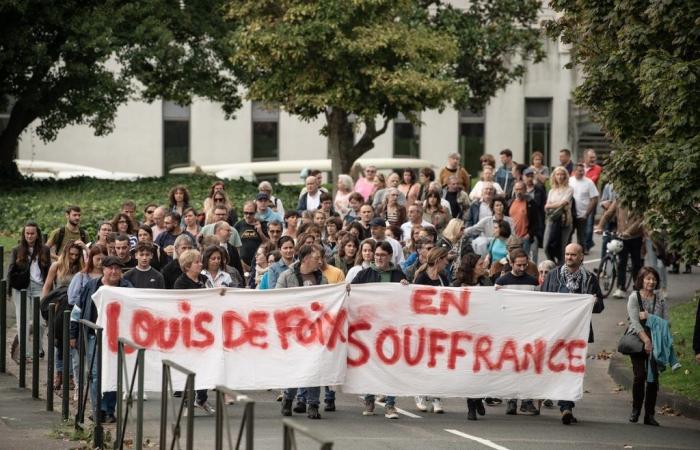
[0,0,240,178]
[227,0,544,180]
[548,0,700,260]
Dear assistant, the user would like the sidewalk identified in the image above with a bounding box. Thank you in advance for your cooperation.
[0,372,75,450]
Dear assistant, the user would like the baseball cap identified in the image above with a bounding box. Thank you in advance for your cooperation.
[102,256,125,268]
[523,167,535,176]
[369,217,387,227]
[256,192,270,201]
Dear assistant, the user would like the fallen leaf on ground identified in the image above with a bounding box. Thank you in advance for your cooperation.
[618,321,626,326]
[660,405,682,416]
[595,350,614,360]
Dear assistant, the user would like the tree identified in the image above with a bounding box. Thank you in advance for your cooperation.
[548,0,700,261]
[0,0,241,179]
[228,0,544,183]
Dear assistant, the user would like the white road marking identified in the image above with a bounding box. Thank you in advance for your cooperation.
[584,258,601,265]
[444,429,511,450]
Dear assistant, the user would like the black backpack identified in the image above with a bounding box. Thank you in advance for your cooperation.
[54,226,88,253]
[39,286,72,345]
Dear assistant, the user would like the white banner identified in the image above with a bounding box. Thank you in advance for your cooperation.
[94,283,594,400]
[94,284,348,392]
[343,284,594,400]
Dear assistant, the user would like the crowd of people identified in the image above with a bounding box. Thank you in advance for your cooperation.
[6,148,697,427]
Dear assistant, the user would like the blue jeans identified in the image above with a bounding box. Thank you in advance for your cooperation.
[86,335,116,415]
[528,236,539,264]
[365,394,395,407]
[296,387,335,403]
[285,387,320,406]
[558,400,575,412]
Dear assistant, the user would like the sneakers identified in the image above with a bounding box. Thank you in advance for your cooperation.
[506,399,517,415]
[543,399,554,408]
[195,401,215,415]
[484,397,502,406]
[520,400,539,415]
[324,400,336,412]
[293,402,307,413]
[561,410,577,425]
[415,396,428,412]
[432,398,444,414]
[612,288,624,299]
[307,404,321,420]
[384,405,399,419]
[362,399,376,416]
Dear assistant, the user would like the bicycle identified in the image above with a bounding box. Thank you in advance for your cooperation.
[595,231,633,298]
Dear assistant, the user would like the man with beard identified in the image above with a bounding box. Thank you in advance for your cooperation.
[155,212,194,266]
[47,205,88,260]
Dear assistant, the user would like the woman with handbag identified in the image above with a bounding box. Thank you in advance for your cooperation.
[7,221,51,362]
[626,266,668,426]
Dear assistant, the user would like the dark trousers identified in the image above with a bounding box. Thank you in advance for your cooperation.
[631,351,659,415]
[618,236,643,289]
[574,217,588,249]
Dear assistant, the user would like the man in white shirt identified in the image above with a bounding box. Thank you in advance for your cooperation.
[569,163,599,254]
[369,217,405,267]
[400,204,433,242]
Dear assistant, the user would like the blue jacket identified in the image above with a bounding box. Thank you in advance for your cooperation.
[646,314,681,382]
[70,277,133,339]
[263,259,293,290]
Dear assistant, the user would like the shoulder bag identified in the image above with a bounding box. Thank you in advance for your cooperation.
[617,291,655,355]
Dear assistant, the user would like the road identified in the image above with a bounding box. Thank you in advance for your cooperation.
[118,241,700,450]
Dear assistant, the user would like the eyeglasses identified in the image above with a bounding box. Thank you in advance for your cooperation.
[214,197,225,202]
[243,211,255,216]
[375,253,389,258]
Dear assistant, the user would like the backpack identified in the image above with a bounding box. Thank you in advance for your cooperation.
[54,226,88,253]
[39,286,72,345]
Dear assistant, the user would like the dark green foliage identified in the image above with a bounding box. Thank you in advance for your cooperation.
[0,176,299,240]
[548,0,700,260]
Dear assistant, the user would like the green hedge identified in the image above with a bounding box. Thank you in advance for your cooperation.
[0,175,301,241]
[659,295,700,401]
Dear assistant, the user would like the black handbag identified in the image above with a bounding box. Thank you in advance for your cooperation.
[8,264,30,290]
[617,291,655,355]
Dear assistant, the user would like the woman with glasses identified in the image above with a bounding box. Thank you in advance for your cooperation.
[111,213,138,249]
[204,190,238,225]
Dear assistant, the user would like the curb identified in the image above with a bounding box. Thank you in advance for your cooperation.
[608,355,700,420]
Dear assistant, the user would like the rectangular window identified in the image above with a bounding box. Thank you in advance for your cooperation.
[162,101,190,174]
[458,108,485,178]
[393,113,420,158]
[252,101,279,161]
[524,98,552,165]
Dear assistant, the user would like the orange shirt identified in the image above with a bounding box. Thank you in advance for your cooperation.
[509,199,529,238]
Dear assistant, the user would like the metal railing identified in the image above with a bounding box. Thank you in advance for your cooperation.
[19,289,27,388]
[75,318,104,449]
[282,418,333,450]
[32,295,40,398]
[0,278,7,373]
[116,338,146,450]
[214,386,254,450]
[160,359,195,450]
[46,309,72,417]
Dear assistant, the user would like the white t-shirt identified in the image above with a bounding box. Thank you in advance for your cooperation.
[469,181,504,201]
[569,176,599,218]
[400,220,433,242]
[305,191,321,211]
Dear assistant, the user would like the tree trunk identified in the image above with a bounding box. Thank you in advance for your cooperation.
[0,100,35,181]
[326,108,390,186]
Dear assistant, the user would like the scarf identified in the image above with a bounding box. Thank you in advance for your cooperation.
[560,265,582,292]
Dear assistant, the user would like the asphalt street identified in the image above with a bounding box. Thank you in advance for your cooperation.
[118,240,700,450]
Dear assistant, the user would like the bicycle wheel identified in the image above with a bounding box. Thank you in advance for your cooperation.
[597,256,616,298]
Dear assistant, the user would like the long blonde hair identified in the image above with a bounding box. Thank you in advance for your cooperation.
[550,166,570,189]
[442,218,464,244]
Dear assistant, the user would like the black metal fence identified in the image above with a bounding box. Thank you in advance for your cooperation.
[282,418,333,450]
[75,318,104,449]
[215,386,254,450]
[160,359,195,450]
[116,337,146,450]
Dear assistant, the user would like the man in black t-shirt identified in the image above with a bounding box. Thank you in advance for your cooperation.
[494,249,538,416]
[234,201,269,270]
[124,242,164,289]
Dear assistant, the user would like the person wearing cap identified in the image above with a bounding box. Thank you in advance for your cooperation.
[70,255,133,424]
[369,217,404,267]
[438,152,470,191]
[255,191,283,223]
[258,180,285,215]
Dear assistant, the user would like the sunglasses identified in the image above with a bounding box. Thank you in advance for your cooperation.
[243,211,255,216]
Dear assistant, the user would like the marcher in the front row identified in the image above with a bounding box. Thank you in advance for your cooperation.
[413,247,450,414]
[626,267,671,426]
[278,244,327,420]
[352,241,408,419]
[541,243,604,425]
[161,234,194,289]
[70,256,133,424]
[173,249,215,415]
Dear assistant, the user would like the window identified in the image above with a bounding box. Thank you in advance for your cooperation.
[524,99,552,165]
[458,109,485,178]
[393,113,420,158]
[252,102,279,161]
[162,101,190,174]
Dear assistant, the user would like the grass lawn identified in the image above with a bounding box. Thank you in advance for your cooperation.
[659,295,700,401]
